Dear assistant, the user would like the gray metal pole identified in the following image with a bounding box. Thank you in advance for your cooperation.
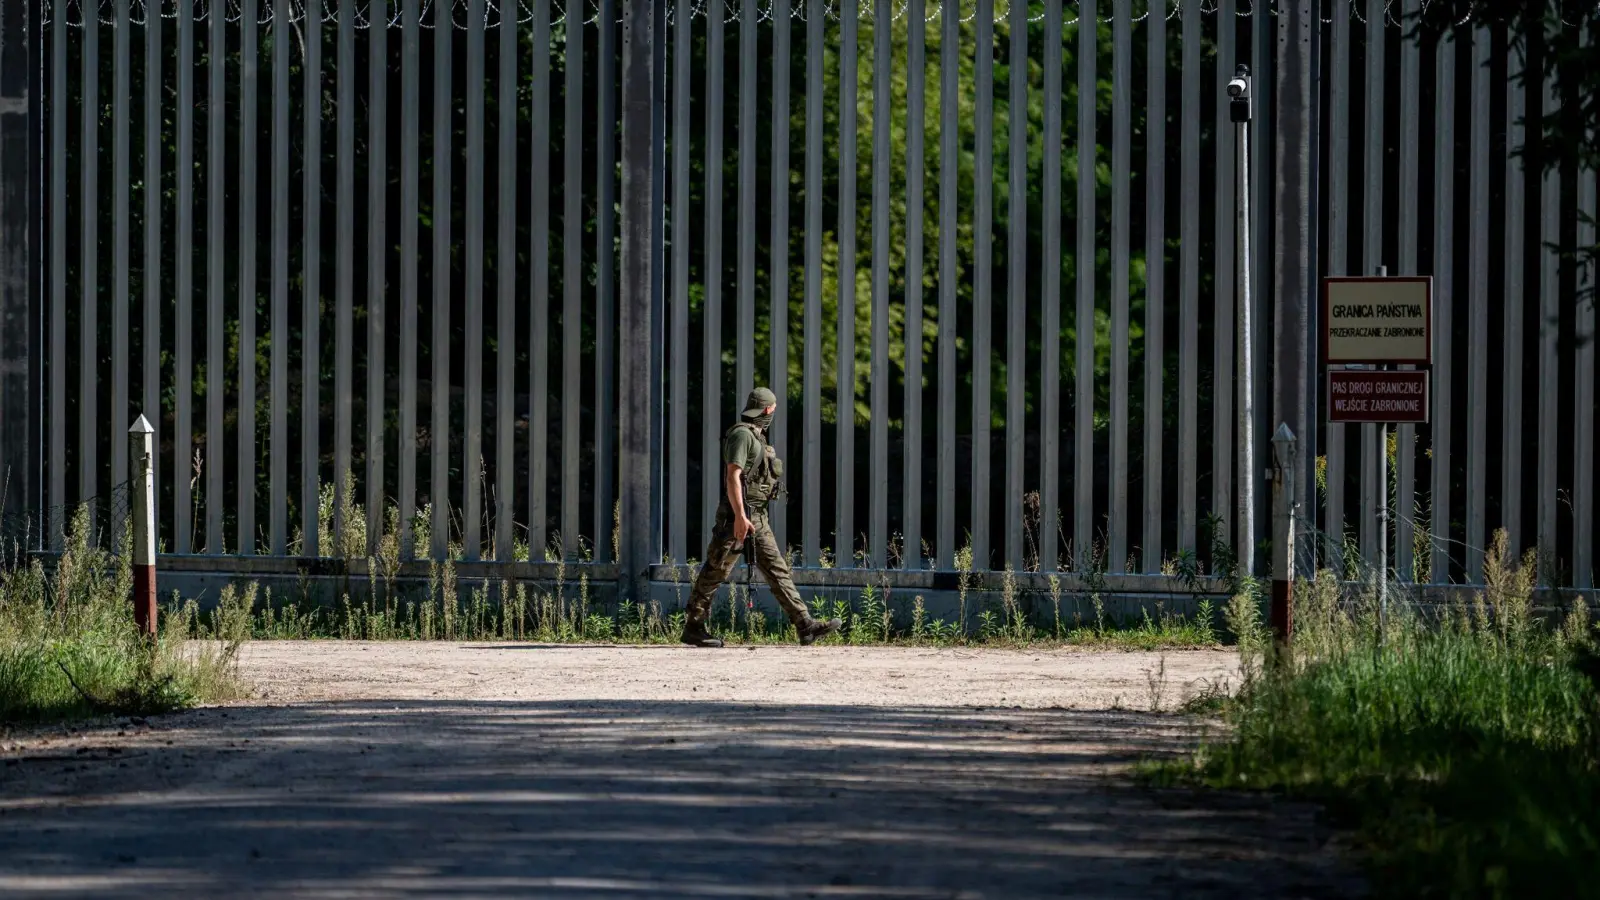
[240,0,260,554]
[82,0,100,533]
[1271,423,1296,645]
[465,0,486,560]
[0,0,33,526]
[1377,263,1389,634]
[620,0,660,603]
[1273,0,1311,594]
[335,0,354,551]
[1236,81,1254,578]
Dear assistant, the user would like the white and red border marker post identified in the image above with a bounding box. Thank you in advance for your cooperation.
[130,414,157,638]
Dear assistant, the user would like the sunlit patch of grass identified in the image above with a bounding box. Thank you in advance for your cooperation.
[1145,530,1600,898]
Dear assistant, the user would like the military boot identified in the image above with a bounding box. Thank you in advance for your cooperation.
[679,619,724,648]
[796,617,843,646]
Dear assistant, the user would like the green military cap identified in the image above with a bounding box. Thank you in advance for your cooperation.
[741,386,777,417]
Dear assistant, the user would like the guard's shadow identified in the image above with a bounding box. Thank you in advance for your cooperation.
[0,700,1363,899]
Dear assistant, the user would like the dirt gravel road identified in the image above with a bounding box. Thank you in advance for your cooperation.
[0,643,1361,899]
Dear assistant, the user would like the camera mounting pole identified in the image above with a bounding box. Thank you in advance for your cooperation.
[1229,63,1256,578]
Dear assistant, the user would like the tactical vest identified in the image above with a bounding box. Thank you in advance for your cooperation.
[726,422,785,506]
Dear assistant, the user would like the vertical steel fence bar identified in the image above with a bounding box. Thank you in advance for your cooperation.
[837,0,859,566]
[1576,27,1596,590]
[596,0,617,562]
[1109,0,1131,573]
[1325,0,1348,569]
[113,0,130,545]
[560,0,583,559]
[335,0,353,549]
[530,0,551,557]
[301,0,320,556]
[871,0,892,569]
[239,0,259,553]
[1396,0,1418,581]
[1213,0,1236,555]
[178,0,195,553]
[702,0,723,550]
[738,0,756,402]
[771,0,792,554]
[465,0,486,560]
[1250,0,1271,544]
[670,0,691,563]
[82,0,99,528]
[1502,35,1525,555]
[46,0,64,544]
[803,0,823,566]
[1466,26,1489,581]
[271,0,287,554]
[1040,0,1062,572]
[1075,0,1098,571]
[496,0,516,561]
[1430,26,1454,584]
[1003,0,1028,572]
[936,0,957,570]
[399,0,419,557]
[973,0,993,570]
[1142,0,1166,573]
[1536,28,1559,573]
[48,0,64,548]
[145,0,164,551]
[368,0,389,554]
[207,0,226,554]
[430,0,452,560]
[1178,0,1198,554]
[1359,0,1382,568]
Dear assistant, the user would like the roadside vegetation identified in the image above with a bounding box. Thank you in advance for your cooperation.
[0,509,245,725]
[1149,529,1600,899]
[167,549,1223,650]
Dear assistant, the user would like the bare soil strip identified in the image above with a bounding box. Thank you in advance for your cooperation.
[0,643,1362,899]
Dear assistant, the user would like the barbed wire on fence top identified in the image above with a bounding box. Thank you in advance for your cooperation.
[46,0,1426,29]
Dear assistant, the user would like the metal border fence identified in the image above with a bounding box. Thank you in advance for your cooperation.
[0,1,1597,598]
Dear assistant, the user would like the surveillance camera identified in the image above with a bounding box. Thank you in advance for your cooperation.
[1226,63,1251,98]
[1227,63,1252,122]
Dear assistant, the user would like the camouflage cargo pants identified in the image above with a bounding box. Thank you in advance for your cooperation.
[686,502,809,626]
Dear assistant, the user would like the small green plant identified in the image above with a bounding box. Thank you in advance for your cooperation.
[1048,574,1063,639]
[955,542,974,642]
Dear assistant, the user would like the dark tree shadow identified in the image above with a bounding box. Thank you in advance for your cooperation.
[0,701,1364,898]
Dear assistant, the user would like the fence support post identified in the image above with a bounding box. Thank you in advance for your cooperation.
[0,0,41,531]
[619,0,664,604]
[1270,423,1297,646]
[1274,0,1315,580]
[131,415,157,637]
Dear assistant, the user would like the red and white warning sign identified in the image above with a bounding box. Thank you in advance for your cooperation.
[1326,370,1430,424]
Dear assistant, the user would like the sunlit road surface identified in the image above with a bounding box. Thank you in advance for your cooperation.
[0,643,1362,898]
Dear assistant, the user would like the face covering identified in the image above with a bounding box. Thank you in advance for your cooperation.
[745,412,774,433]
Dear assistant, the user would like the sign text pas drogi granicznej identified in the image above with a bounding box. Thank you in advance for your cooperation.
[1321,276,1433,365]
[1326,370,1431,424]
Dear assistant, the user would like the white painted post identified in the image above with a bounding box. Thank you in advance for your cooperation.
[130,415,157,637]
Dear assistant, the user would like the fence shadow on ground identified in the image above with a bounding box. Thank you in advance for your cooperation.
[0,701,1363,898]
